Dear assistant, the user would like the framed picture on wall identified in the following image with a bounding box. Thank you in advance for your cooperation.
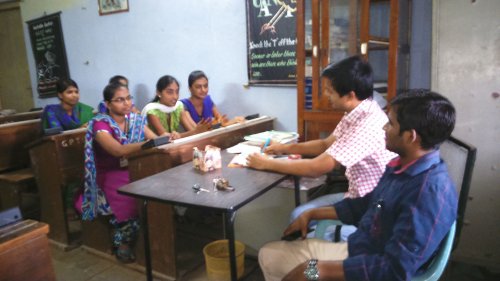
[98,0,129,16]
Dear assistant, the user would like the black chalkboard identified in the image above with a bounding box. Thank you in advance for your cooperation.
[246,0,297,85]
[26,12,70,98]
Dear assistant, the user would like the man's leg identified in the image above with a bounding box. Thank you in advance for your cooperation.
[258,239,348,281]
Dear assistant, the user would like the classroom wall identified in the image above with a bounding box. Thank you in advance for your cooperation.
[432,0,500,269]
[19,0,297,132]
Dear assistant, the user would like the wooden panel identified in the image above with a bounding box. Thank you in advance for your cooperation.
[0,119,42,172]
[28,129,85,248]
[81,216,113,254]
[0,220,55,281]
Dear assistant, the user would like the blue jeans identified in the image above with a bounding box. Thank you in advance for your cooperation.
[290,192,356,241]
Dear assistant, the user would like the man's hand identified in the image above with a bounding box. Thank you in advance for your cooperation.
[264,142,288,155]
[283,211,311,240]
[246,152,272,170]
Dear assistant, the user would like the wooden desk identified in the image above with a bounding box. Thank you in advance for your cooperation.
[0,119,42,172]
[127,116,274,278]
[28,128,86,248]
[120,151,294,281]
[128,116,275,180]
[0,220,55,281]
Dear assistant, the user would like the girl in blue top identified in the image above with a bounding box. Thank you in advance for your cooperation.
[180,70,244,130]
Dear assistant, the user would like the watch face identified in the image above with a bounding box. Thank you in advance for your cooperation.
[304,268,319,280]
[304,259,319,280]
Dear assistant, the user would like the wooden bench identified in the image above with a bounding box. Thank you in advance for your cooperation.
[0,168,38,220]
[0,110,42,125]
[0,119,42,220]
[0,119,42,172]
[0,219,55,281]
[28,128,86,249]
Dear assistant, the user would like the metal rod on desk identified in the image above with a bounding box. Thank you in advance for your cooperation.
[225,211,238,281]
[142,200,153,281]
[294,176,301,206]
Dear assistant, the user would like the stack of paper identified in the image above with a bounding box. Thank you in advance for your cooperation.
[226,141,262,154]
[244,130,299,144]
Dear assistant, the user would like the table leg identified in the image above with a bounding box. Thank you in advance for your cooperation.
[142,200,153,281]
[224,211,238,281]
[293,176,301,207]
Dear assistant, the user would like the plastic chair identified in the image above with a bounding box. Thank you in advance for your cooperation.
[313,136,476,280]
[412,221,456,280]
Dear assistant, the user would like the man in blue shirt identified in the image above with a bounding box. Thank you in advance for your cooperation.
[258,89,458,281]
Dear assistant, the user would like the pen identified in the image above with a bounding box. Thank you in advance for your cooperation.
[262,137,271,153]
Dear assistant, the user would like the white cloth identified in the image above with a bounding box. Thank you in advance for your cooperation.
[140,101,182,116]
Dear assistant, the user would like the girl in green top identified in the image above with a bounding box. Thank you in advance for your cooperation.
[141,75,210,140]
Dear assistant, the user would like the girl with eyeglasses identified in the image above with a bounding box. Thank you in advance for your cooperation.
[76,82,157,263]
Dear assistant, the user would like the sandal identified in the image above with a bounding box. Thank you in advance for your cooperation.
[115,245,136,264]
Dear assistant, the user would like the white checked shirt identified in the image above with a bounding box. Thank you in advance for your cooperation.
[326,98,397,198]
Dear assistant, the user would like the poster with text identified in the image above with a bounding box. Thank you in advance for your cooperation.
[246,0,297,85]
[27,12,70,98]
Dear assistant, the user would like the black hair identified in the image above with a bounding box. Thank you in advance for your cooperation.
[56,78,78,94]
[103,82,127,102]
[391,89,456,150]
[108,75,128,87]
[152,75,180,102]
[188,70,208,88]
[321,56,373,100]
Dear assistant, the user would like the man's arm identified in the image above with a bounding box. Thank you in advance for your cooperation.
[265,134,336,157]
[247,152,337,178]
[283,206,339,239]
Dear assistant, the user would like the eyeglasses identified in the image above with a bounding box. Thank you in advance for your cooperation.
[110,95,133,104]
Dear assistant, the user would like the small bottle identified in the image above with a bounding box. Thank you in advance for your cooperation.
[193,147,203,170]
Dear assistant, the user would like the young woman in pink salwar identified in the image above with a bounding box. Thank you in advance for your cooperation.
[79,82,157,263]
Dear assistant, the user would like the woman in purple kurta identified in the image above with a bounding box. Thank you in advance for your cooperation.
[79,82,157,263]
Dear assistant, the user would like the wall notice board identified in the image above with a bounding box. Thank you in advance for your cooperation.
[246,0,297,85]
[26,12,70,98]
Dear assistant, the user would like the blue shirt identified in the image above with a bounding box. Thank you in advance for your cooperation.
[335,150,457,281]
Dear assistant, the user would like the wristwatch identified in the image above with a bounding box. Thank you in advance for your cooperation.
[304,259,319,280]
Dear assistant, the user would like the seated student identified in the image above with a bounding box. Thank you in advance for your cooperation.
[247,56,396,240]
[181,70,245,129]
[141,75,211,140]
[97,75,140,114]
[259,90,458,281]
[42,78,94,130]
[78,82,157,263]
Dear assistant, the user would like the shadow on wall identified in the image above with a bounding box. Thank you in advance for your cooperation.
[219,83,252,116]
[133,83,152,110]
